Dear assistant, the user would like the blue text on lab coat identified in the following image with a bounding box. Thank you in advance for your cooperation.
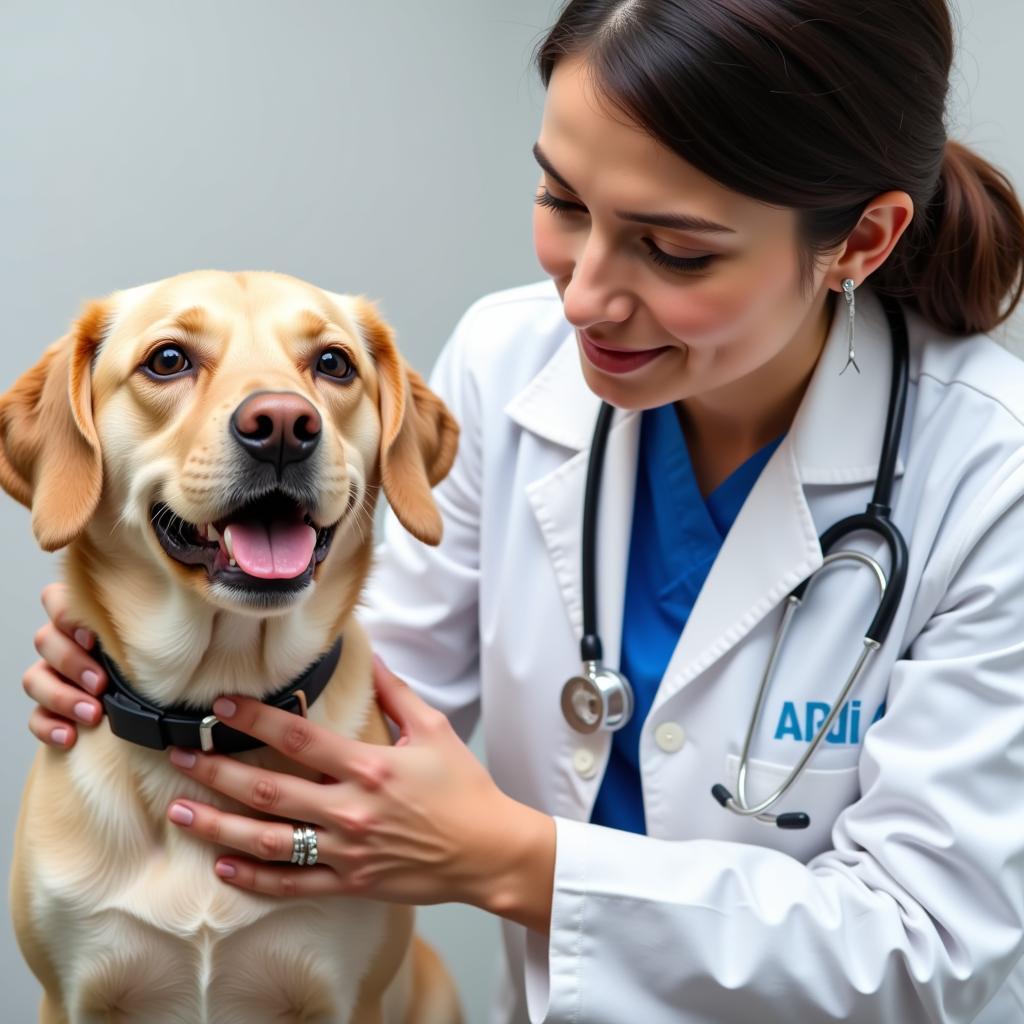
[774,699,887,745]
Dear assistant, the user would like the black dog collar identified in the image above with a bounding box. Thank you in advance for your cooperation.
[98,636,343,753]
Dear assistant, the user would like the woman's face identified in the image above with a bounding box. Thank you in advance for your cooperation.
[533,56,835,412]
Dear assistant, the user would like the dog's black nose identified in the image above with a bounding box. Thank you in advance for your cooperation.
[230,391,321,470]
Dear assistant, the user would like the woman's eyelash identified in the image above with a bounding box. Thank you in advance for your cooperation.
[534,188,584,215]
[534,188,715,273]
[642,240,715,273]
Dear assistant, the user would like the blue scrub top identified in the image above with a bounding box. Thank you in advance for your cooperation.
[590,403,783,835]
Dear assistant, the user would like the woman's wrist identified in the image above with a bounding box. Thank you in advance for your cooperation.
[472,797,556,935]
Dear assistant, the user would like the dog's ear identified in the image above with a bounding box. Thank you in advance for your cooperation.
[357,300,459,546]
[0,300,107,551]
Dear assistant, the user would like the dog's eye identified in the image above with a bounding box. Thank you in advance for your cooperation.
[316,349,356,382]
[146,346,192,377]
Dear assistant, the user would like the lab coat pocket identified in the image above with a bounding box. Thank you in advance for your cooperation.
[723,753,862,857]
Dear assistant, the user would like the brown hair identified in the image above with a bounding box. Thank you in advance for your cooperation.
[536,0,1024,336]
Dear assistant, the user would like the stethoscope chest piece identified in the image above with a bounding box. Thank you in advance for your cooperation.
[561,662,634,733]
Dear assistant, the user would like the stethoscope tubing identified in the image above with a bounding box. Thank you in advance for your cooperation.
[580,402,616,664]
[722,557,885,827]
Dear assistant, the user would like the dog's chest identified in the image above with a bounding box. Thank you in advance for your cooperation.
[22,721,391,1021]
[32,858,388,1022]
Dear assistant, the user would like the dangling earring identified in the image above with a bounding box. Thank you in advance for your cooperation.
[840,278,860,375]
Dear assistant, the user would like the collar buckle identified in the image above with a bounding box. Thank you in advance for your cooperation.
[199,714,220,753]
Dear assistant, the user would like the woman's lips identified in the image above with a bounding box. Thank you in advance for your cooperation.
[578,330,671,375]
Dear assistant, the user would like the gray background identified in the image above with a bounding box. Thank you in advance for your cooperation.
[0,2,1021,1021]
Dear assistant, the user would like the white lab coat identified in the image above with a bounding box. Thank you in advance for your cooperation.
[361,280,1024,1024]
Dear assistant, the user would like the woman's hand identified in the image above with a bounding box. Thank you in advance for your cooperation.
[24,583,107,748]
[164,656,557,935]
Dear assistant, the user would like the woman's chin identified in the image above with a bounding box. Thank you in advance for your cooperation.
[578,350,687,411]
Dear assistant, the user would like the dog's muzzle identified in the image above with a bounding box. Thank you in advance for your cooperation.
[149,392,345,601]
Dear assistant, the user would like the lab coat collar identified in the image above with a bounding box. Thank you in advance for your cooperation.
[503,285,904,484]
[503,325,601,452]
[792,285,906,485]
[506,286,906,705]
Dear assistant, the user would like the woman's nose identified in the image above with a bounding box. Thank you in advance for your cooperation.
[560,235,634,330]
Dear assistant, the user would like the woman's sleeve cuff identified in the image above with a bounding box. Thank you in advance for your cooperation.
[524,815,593,1023]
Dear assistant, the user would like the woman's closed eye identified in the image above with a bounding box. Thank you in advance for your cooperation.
[534,186,587,217]
[534,187,716,274]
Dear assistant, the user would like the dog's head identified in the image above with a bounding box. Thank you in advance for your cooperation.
[0,270,458,616]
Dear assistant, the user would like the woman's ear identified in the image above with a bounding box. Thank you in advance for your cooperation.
[0,300,107,551]
[356,299,459,546]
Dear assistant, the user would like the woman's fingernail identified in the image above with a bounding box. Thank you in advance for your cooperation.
[74,628,93,650]
[213,698,236,718]
[169,803,194,826]
[169,748,197,768]
[73,701,97,724]
[215,861,237,878]
[81,670,101,694]
[50,727,69,746]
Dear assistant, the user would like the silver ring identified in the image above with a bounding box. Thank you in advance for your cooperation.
[290,823,318,866]
[291,823,308,865]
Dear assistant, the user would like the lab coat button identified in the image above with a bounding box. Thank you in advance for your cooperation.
[654,722,685,753]
[573,748,598,778]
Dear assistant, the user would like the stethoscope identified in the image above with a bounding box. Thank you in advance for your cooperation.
[561,293,910,830]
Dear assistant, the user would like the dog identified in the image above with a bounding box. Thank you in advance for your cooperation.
[0,269,463,1023]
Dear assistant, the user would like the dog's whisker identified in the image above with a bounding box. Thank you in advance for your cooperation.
[351,496,376,546]
[350,507,367,545]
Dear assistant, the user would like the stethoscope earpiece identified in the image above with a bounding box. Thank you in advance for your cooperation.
[561,296,910,831]
[712,785,810,829]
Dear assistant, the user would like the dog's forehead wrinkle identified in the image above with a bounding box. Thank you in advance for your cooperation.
[292,308,331,339]
[170,305,213,335]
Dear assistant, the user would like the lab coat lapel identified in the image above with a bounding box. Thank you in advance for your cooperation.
[506,331,640,668]
[504,288,902,710]
[651,286,904,709]
[649,437,822,709]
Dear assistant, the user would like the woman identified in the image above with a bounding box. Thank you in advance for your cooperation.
[21,1,1024,1021]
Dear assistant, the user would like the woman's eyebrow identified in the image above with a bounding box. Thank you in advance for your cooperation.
[532,141,736,235]
[533,142,577,194]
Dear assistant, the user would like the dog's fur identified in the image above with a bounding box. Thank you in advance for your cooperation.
[0,270,462,1023]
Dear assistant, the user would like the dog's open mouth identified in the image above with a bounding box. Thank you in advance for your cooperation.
[150,491,337,591]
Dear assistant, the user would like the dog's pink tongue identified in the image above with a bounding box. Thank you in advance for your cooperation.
[227,521,316,579]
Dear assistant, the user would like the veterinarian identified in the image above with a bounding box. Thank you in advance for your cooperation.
[20,1,1024,1021]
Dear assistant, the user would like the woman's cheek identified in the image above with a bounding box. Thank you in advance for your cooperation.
[657,257,796,349]
[533,208,572,281]
[654,281,749,348]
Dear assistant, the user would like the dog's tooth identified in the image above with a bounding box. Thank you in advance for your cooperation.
[198,523,208,541]
[208,524,220,542]
[224,525,235,561]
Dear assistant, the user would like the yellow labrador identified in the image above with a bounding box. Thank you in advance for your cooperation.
[0,270,462,1023]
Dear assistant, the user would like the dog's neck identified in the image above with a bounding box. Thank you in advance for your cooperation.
[96,634,343,752]
[65,521,371,710]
